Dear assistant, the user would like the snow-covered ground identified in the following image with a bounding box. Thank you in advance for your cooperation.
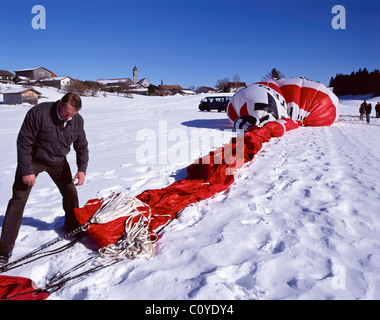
[0,85,380,300]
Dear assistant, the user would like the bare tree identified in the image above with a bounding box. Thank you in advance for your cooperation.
[84,81,104,96]
[65,79,88,96]
[215,77,229,92]
[262,68,285,81]
[232,74,240,82]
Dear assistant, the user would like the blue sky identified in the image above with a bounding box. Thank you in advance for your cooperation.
[1,0,379,88]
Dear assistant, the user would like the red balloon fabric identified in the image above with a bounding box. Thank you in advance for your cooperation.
[75,119,301,249]
[75,78,339,251]
[275,78,339,126]
[0,275,49,300]
[73,198,151,249]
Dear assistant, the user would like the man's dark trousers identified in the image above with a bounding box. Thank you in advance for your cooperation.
[0,159,79,255]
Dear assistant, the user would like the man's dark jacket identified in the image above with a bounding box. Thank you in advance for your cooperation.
[16,101,89,177]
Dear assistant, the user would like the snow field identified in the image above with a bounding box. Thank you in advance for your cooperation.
[0,85,380,299]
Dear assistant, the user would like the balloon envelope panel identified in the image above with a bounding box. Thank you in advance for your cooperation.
[227,83,288,126]
[276,78,339,126]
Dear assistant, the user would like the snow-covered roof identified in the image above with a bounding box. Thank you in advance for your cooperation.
[0,87,41,94]
[180,89,196,95]
[0,70,14,76]
[14,67,57,77]
[40,76,71,82]
[96,78,133,84]
[15,67,51,72]
[14,67,40,72]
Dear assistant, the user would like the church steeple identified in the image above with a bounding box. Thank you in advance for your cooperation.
[133,65,138,84]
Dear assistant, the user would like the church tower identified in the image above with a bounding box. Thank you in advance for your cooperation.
[133,65,138,84]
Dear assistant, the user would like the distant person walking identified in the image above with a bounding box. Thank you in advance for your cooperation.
[359,101,366,121]
[365,102,372,123]
[0,93,89,266]
[375,102,380,118]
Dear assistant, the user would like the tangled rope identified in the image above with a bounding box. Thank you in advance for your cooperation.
[90,193,158,260]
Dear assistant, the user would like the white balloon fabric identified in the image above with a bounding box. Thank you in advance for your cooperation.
[233,115,259,131]
[228,83,288,128]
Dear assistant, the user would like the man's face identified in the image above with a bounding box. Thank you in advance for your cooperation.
[58,101,77,120]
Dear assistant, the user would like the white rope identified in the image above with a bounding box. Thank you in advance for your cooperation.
[90,193,158,260]
[90,193,148,224]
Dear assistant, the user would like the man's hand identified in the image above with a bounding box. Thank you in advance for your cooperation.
[72,171,85,186]
[22,174,36,187]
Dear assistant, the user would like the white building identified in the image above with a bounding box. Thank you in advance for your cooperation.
[0,70,14,84]
[40,76,72,90]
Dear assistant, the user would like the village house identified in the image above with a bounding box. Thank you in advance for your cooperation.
[13,76,31,85]
[40,76,72,90]
[196,86,217,94]
[0,70,14,84]
[129,78,151,95]
[158,84,183,95]
[2,87,41,105]
[14,67,57,81]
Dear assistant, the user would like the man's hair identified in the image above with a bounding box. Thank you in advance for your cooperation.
[61,93,82,111]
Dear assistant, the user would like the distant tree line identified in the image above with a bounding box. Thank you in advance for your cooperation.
[329,68,380,96]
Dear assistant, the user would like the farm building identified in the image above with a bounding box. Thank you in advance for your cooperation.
[14,67,57,81]
[158,84,183,95]
[2,87,41,105]
[196,86,217,94]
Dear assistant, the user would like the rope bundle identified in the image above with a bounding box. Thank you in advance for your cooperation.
[91,193,158,260]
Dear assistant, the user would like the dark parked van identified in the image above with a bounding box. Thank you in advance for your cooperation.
[198,96,231,112]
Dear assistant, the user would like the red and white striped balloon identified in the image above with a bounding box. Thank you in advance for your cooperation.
[227,78,339,128]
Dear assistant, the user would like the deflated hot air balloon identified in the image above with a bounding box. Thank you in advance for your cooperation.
[227,77,339,128]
